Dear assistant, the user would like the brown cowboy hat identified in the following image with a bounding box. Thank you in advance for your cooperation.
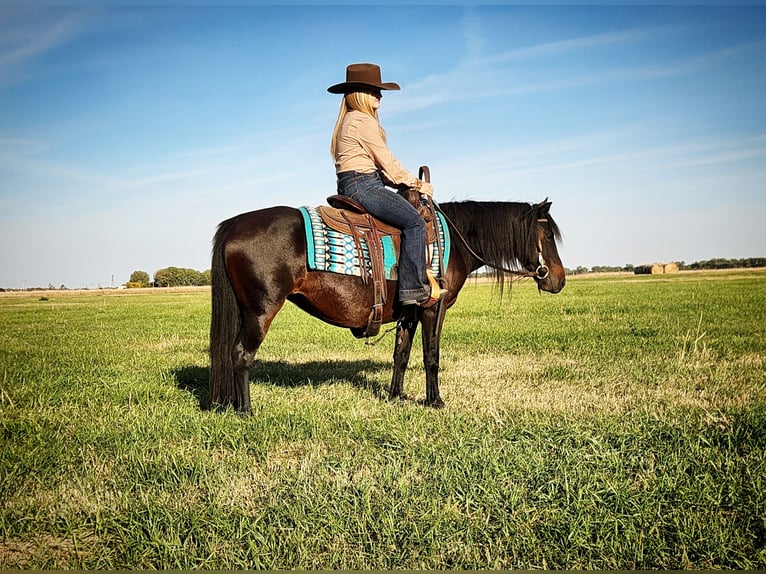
[327,63,401,94]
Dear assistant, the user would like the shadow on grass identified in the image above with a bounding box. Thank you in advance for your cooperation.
[172,359,392,411]
[173,365,212,410]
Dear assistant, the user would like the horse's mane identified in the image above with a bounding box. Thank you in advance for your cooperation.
[438,200,561,287]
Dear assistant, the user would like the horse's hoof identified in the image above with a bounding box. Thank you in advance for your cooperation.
[235,406,252,418]
[424,397,445,409]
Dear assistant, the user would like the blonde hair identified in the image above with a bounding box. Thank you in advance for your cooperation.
[330,91,386,158]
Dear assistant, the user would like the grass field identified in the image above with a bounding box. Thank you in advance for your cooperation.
[1,270,764,569]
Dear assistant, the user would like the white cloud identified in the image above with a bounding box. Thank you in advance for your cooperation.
[0,7,96,87]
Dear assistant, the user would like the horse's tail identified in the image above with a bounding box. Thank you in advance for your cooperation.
[209,219,239,406]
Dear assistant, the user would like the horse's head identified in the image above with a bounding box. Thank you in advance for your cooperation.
[527,199,566,294]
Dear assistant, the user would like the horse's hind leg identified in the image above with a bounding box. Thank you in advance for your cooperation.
[231,327,257,414]
[231,304,284,414]
[216,205,305,414]
[389,311,418,400]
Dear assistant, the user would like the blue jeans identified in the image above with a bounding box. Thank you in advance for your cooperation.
[336,170,430,301]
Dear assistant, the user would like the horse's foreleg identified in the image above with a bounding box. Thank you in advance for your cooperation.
[389,312,418,400]
[420,303,448,408]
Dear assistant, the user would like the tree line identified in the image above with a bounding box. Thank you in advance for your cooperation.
[566,257,766,275]
[3,256,764,292]
[127,257,766,288]
[126,267,211,288]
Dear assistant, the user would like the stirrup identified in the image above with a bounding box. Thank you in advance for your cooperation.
[426,270,441,294]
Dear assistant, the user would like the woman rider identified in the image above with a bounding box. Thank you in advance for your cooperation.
[329,63,442,307]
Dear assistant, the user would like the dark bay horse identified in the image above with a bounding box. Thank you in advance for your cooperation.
[210,198,566,412]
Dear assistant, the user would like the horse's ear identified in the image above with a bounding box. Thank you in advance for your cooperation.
[535,198,552,217]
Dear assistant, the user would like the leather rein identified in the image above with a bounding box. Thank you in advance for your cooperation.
[418,165,549,282]
[435,206,550,281]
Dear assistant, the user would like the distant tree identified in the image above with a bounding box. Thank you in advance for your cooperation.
[154,266,209,287]
[591,265,623,273]
[154,267,182,287]
[566,258,765,276]
[126,270,151,288]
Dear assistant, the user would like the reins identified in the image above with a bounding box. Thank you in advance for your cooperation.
[365,206,548,347]
[417,166,548,282]
[366,168,550,346]
[432,201,550,281]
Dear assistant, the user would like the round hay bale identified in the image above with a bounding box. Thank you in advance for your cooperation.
[634,263,664,274]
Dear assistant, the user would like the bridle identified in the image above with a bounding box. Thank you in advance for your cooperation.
[416,165,550,282]
[436,205,551,282]
[533,218,551,281]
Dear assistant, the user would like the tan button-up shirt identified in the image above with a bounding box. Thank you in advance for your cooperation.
[334,110,419,188]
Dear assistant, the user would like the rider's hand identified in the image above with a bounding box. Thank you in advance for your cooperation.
[419,181,434,198]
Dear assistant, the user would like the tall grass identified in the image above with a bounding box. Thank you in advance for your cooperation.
[1,271,764,568]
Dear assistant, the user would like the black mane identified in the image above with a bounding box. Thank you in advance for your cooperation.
[438,200,561,286]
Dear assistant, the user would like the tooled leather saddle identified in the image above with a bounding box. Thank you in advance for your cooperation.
[317,186,445,339]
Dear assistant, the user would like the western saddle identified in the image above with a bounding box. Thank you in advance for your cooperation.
[317,169,445,338]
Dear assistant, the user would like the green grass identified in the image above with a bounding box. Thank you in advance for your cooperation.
[1,270,764,569]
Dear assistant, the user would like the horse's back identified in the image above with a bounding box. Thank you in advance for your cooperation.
[216,206,307,289]
[217,205,304,245]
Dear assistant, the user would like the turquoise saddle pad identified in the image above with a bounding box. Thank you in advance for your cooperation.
[299,206,450,280]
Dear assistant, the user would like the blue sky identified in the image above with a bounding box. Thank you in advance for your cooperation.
[1,3,765,288]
